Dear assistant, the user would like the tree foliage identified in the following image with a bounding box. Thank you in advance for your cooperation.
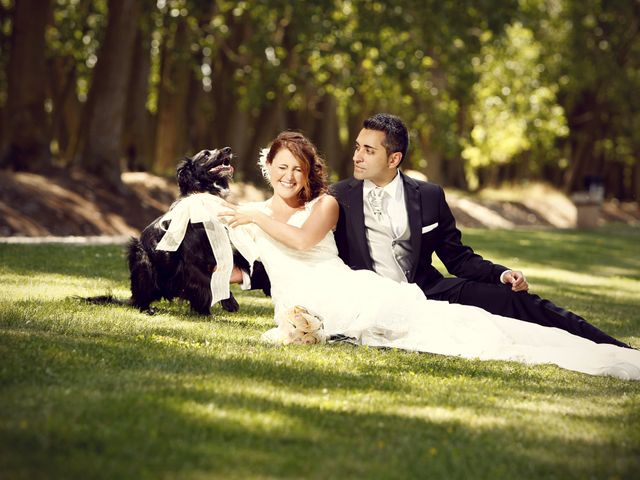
[0,0,638,198]
[463,23,568,189]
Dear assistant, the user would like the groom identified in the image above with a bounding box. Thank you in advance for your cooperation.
[330,113,629,348]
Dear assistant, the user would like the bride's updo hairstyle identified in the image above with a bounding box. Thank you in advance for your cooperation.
[265,131,328,203]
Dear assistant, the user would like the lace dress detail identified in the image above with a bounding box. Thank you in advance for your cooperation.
[232,198,640,380]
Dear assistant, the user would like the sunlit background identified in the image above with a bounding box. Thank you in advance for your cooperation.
[1,0,639,199]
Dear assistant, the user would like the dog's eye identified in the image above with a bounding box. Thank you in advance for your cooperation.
[202,151,210,158]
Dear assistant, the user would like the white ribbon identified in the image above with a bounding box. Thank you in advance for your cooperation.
[155,193,242,306]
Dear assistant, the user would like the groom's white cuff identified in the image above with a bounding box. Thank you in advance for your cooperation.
[500,270,512,284]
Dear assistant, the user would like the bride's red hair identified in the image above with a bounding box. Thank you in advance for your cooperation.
[266,131,328,203]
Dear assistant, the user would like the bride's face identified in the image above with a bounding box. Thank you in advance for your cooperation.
[269,148,306,202]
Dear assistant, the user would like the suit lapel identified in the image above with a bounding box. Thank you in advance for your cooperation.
[345,178,373,270]
[402,172,423,282]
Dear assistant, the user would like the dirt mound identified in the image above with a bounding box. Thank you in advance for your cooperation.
[0,169,637,237]
[0,169,265,236]
[447,184,640,228]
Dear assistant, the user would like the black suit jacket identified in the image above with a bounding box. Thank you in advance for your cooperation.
[329,172,508,296]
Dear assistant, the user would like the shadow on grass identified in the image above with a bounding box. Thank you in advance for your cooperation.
[462,227,640,280]
[2,321,638,479]
[2,227,640,479]
[69,294,274,323]
[1,298,637,396]
[0,244,129,282]
[3,227,640,285]
[522,278,640,341]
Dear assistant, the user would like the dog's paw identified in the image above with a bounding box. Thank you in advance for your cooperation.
[220,296,239,312]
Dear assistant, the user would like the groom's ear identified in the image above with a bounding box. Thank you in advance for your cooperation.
[388,152,403,168]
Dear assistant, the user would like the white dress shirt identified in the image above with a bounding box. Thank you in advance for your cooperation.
[363,172,408,239]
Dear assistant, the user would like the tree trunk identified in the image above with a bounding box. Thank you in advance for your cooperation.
[48,56,82,166]
[317,93,341,175]
[418,128,443,183]
[123,17,152,171]
[184,4,218,154]
[0,3,10,156]
[78,0,140,187]
[227,108,253,182]
[604,161,624,200]
[631,160,640,202]
[0,105,5,158]
[447,100,469,189]
[207,26,241,150]
[564,133,589,192]
[186,72,213,153]
[153,19,191,174]
[243,98,288,184]
[564,91,601,193]
[293,82,321,136]
[333,104,366,180]
[542,158,565,187]
[1,0,51,171]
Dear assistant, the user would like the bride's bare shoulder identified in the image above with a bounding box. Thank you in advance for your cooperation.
[314,193,338,206]
[308,193,338,212]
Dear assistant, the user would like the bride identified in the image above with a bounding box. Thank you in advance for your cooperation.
[219,131,640,380]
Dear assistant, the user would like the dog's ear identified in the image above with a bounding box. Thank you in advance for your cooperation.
[176,156,196,195]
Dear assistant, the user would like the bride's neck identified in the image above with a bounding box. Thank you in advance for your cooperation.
[268,194,304,223]
[270,194,304,211]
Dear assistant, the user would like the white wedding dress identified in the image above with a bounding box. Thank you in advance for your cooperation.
[230,198,640,380]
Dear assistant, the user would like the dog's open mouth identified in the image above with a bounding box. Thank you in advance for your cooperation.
[209,156,234,177]
[209,163,234,177]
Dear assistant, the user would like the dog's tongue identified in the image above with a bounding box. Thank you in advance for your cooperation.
[209,164,234,175]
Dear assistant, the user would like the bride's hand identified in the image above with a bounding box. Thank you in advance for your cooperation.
[218,203,261,228]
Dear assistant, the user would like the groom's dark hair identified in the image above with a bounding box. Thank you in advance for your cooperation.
[363,113,409,164]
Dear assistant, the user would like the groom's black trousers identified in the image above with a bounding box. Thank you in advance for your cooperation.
[427,279,630,348]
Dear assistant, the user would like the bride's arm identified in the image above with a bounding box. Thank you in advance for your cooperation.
[220,194,338,251]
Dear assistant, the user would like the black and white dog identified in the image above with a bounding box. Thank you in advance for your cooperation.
[88,148,268,315]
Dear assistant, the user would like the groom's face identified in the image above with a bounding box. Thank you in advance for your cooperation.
[353,129,398,187]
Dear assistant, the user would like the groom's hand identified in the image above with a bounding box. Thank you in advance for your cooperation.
[502,270,529,292]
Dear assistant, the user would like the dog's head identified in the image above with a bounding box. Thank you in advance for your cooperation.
[176,147,235,197]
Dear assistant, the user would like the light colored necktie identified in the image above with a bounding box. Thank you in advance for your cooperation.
[368,187,386,223]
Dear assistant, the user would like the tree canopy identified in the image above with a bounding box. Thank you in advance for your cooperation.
[0,0,638,199]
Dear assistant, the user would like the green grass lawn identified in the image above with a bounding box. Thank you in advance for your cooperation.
[1,227,639,479]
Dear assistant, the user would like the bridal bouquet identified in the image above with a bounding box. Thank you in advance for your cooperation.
[262,305,326,345]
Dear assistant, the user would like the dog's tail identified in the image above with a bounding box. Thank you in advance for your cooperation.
[77,294,131,306]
